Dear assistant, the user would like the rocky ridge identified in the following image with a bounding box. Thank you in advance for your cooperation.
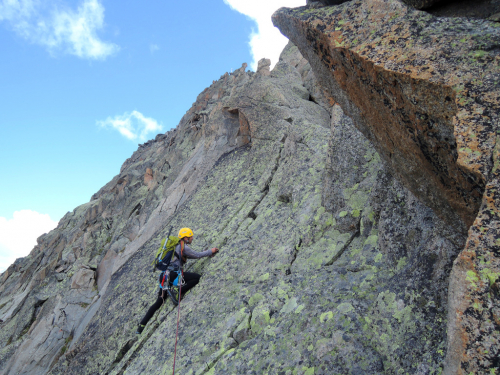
[0,1,497,374]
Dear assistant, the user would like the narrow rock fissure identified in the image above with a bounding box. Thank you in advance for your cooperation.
[248,145,284,220]
[325,227,360,267]
[201,344,237,374]
[109,305,176,375]
[296,140,313,152]
[216,199,252,244]
[48,329,75,372]
[287,238,303,275]
[308,94,319,105]
[247,187,269,220]
[174,190,186,213]
[128,203,142,219]
[111,339,134,366]
[198,310,254,374]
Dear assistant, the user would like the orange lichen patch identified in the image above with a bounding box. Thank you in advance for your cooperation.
[274,0,500,230]
[322,42,481,226]
[273,2,500,373]
[327,96,337,106]
[144,168,153,185]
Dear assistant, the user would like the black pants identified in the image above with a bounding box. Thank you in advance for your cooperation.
[139,271,201,326]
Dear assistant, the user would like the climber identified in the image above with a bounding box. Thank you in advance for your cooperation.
[136,227,218,334]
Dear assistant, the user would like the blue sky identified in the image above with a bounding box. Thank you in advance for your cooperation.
[0,0,306,271]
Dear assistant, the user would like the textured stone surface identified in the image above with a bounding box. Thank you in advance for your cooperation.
[310,0,500,15]
[273,1,500,373]
[1,8,498,372]
[307,0,351,6]
[273,0,500,231]
[0,44,457,375]
[400,0,442,10]
[0,61,263,374]
[257,58,271,76]
[428,0,500,19]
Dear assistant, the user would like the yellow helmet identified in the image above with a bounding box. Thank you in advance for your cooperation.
[178,227,194,239]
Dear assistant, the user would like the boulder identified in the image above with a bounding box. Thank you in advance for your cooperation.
[70,268,95,290]
[256,58,271,76]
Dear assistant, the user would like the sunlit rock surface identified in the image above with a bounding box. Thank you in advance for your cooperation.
[2,3,499,370]
[0,39,468,374]
[273,1,500,373]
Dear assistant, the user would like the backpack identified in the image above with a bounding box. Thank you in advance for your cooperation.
[153,235,180,271]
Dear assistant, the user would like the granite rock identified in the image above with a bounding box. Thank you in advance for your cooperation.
[36,47,463,375]
[273,0,500,373]
[1,2,498,371]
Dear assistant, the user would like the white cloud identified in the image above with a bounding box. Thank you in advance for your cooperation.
[223,0,306,70]
[0,0,119,60]
[150,43,159,53]
[0,210,58,273]
[98,110,164,142]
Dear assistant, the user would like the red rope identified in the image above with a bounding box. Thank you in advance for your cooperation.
[172,271,183,375]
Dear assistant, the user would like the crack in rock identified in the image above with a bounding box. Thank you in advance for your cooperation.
[325,225,360,267]
[287,238,303,275]
[106,305,176,375]
[248,142,285,221]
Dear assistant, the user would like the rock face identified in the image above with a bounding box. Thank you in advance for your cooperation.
[273,1,500,374]
[0,41,471,374]
[428,0,500,19]
[309,0,500,16]
[0,62,262,374]
[0,5,497,373]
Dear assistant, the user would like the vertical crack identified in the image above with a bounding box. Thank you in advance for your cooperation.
[199,340,239,375]
[248,143,284,220]
[174,189,186,213]
[324,226,360,267]
[106,305,176,375]
[199,309,254,375]
[287,238,302,275]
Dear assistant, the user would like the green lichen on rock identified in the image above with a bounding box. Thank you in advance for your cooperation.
[0,26,479,375]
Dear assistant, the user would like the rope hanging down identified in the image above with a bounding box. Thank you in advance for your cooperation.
[172,271,183,375]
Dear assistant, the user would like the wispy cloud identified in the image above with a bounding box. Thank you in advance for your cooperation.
[150,43,159,53]
[223,0,306,70]
[0,210,58,273]
[97,110,164,142]
[0,0,119,60]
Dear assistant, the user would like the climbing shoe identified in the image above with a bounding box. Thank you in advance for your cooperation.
[136,324,145,334]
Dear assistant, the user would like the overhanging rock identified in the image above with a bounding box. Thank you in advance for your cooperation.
[273,1,500,373]
[273,0,499,232]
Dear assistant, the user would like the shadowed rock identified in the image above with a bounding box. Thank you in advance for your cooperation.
[273,0,500,373]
